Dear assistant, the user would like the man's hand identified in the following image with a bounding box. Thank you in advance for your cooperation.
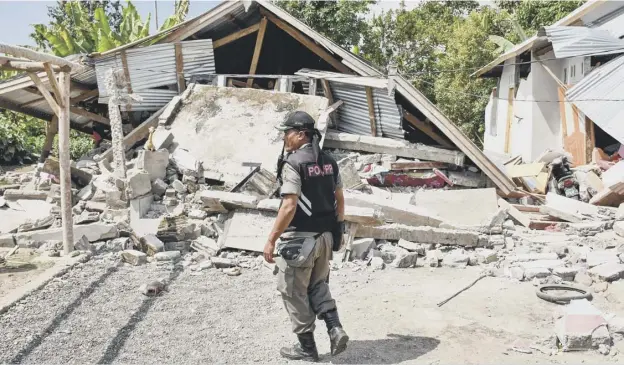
[263,240,276,263]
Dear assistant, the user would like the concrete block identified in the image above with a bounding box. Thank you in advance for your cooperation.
[589,263,624,282]
[152,129,174,151]
[391,251,418,268]
[74,210,100,225]
[74,235,95,252]
[171,179,187,194]
[141,234,164,255]
[498,199,530,227]
[426,250,441,267]
[136,149,169,182]
[2,189,48,200]
[442,250,469,268]
[337,157,363,189]
[508,253,559,262]
[614,221,624,238]
[554,266,581,280]
[170,148,200,177]
[154,251,181,262]
[106,237,129,251]
[188,209,208,220]
[85,201,107,212]
[200,190,258,212]
[555,299,607,351]
[165,241,190,251]
[475,248,498,264]
[77,183,95,201]
[397,239,426,255]
[193,236,219,256]
[524,267,551,280]
[151,179,168,196]
[17,215,55,232]
[370,256,385,270]
[211,257,235,268]
[122,250,147,266]
[350,238,375,260]
[256,199,281,211]
[356,224,479,247]
[130,194,154,223]
[506,266,525,281]
[126,169,152,199]
[586,250,620,268]
[575,271,594,287]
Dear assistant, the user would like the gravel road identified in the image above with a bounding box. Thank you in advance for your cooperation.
[1,254,623,364]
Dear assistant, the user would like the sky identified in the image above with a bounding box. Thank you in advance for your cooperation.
[0,0,423,47]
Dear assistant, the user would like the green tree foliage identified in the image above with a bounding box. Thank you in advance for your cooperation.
[275,0,376,49]
[496,0,585,36]
[31,0,189,56]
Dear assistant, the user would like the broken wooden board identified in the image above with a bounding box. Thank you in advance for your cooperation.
[390,161,449,171]
[498,198,531,228]
[589,187,624,207]
[42,158,93,186]
[511,204,540,213]
[166,86,329,186]
[411,188,498,226]
[220,209,276,252]
[324,130,465,165]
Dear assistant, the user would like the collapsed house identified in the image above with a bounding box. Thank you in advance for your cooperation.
[476,0,624,205]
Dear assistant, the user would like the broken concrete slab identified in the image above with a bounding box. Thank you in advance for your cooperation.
[589,263,624,282]
[410,188,498,226]
[356,224,479,247]
[524,267,551,280]
[254,198,382,226]
[129,194,154,224]
[74,235,95,252]
[151,179,168,197]
[447,170,486,188]
[74,210,100,225]
[391,251,418,268]
[2,189,47,201]
[239,168,279,197]
[324,131,465,165]
[586,250,621,268]
[41,158,93,186]
[141,234,164,255]
[167,86,328,185]
[507,253,559,262]
[136,149,169,182]
[211,257,235,269]
[171,179,186,194]
[497,199,530,228]
[17,215,55,233]
[122,250,147,266]
[337,157,364,189]
[539,205,584,223]
[346,191,442,227]
[152,128,174,150]
[84,201,107,213]
[200,190,258,212]
[188,209,208,220]
[517,260,565,271]
[546,192,601,217]
[154,250,181,262]
[0,223,118,247]
[77,183,95,201]
[554,266,581,281]
[192,236,220,256]
[218,209,276,252]
[170,148,201,177]
[442,250,469,268]
[126,169,152,199]
[575,271,594,287]
[556,299,608,351]
[475,248,498,264]
[397,239,426,255]
[256,199,281,211]
[350,238,375,260]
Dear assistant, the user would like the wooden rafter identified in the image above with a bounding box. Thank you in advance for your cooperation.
[404,111,453,148]
[43,63,63,107]
[70,106,110,126]
[28,72,61,117]
[261,10,351,74]
[365,86,377,136]
[247,17,268,87]
[174,43,186,93]
[213,22,261,48]
[70,89,99,104]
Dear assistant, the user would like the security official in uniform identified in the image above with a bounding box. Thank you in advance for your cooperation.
[263,111,349,362]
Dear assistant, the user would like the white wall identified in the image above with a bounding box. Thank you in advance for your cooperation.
[483,59,517,156]
[530,51,564,161]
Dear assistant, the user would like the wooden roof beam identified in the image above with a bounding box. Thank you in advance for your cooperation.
[213,22,261,49]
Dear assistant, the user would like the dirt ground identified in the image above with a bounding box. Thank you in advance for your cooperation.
[0,248,55,299]
[1,254,624,364]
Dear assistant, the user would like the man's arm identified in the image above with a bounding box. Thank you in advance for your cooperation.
[263,193,298,263]
[335,187,345,222]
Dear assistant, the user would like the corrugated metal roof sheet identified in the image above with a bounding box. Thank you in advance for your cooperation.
[545,26,624,58]
[567,54,624,144]
[99,89,179,112]
[94,39,215,102]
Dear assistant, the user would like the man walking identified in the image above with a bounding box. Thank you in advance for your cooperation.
[263,111,349,362]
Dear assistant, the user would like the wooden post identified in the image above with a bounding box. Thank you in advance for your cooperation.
[308,78,317,96]
[43,63,63,106]
[106,69,128,179]
[504,87,514,154]
[365,86,377,136]
[174,43,186,93]
[58,71,74,255]
[39,116,58,163]
[321,79,337,128]
[247,17,268,87]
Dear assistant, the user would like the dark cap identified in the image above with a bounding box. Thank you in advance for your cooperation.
[275,111,316,131]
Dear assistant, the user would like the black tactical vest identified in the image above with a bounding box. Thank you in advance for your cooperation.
[280,144,339,233]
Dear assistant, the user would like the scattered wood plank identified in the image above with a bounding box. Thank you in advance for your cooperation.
[390,161,449,171]
[324,131,465,165]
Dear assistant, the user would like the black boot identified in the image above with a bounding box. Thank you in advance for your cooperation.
[280,332,319,362]
[323,309,349,356]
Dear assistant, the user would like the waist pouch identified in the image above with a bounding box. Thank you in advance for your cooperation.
[277,234,320,268]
